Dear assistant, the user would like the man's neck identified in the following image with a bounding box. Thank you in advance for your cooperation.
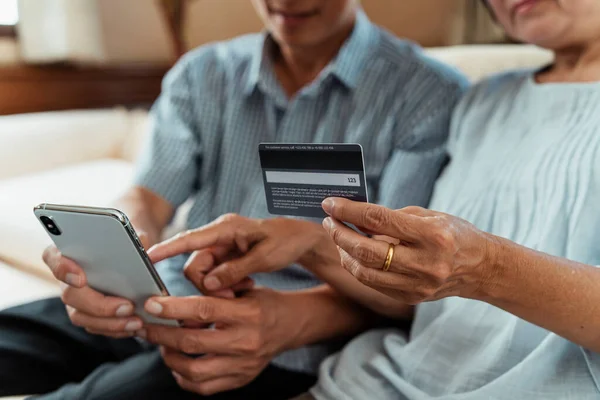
[273,21,356,97]
[540,38,600,83]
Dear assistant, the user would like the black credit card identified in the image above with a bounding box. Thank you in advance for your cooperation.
[259,143,369,218]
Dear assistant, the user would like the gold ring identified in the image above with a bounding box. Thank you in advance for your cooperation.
[382,243,395,272]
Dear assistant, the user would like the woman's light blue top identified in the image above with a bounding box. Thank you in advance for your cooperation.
[313,71,600,399]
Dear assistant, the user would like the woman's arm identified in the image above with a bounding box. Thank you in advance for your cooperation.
[482,237,600,352]
[321,197,600,352]
[300,250,415,320]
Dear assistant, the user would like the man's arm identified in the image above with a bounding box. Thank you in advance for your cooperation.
[150,216,415,320]
[299,245,414,321]
[281,284,377,349]
[113,187,174,249]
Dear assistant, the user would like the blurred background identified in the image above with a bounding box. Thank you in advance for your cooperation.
[0,1,552,315]
[0,0,505,115]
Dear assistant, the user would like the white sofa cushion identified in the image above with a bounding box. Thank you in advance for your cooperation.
[0,159,133,279]
[0,109,132,180]
[426,45,554,82]
[0,261,60,311]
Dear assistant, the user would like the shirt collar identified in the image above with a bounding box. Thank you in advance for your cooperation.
[326,10,377,90]
[244,10,377,97]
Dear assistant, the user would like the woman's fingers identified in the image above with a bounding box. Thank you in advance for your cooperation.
[338,249,434,303]
[324,217,426,274]
[322,198,426,241]
[323,218,391,269]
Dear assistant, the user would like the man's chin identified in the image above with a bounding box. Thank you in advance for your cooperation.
[270,30,321,48]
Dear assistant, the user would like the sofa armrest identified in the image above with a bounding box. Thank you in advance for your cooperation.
[0,108,133,180]
[425,45,554,82]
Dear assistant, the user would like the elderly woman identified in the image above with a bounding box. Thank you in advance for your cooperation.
[141,0,600,398]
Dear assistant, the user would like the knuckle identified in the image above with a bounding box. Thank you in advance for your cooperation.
[405,295,422,305]
[429,219,455,249]
[219,264,240,285]
[353,243,377,263]
[362,206,387,230]
[241,332,262,354]
[53,262,68,280]
[344,258,371,283]
[183,264,196,281]
[179,335,201,354]
[68,310,83,326]
[178,229,195,242]
[188,361,205,380]
[247,305,264,326]
[329,226,344,244]
[218,213,239,223]
[194,300,215,321]
[173,231,187,241]
[401,206,425,215]
[353,266,373,283]
[60,287,71,304]
[97,300,114,317]
[410,286,435,302]
[197,384,216,397]
[432,261,452,282]
[248,356,266,372]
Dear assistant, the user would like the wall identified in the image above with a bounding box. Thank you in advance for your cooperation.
[8,0,500,65]
[96,0,173,64]
[0,38,21,65]
[185,0,262,48]
[185,0,469,50]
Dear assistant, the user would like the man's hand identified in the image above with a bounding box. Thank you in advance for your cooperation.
[137,288,303,396]
[42,229,155,338]
[148,214,339,292]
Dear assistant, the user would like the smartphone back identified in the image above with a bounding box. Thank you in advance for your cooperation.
[34,204,177,326]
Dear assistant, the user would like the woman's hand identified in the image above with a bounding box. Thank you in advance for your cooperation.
[321,198,499,304]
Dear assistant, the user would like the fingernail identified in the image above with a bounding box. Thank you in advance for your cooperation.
[204,276,221,291]
[136,329,147,339]
[172,371,182,381]
[116,304,134,317]
[322,198,334,214]
[145,300,163,315]
[323,217,333,230]
[65,273,81,287]
[125,320,143,332]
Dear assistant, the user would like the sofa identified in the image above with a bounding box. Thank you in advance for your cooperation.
[0,45,553,399]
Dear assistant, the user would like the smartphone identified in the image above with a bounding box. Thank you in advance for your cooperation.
[33,203,178,327]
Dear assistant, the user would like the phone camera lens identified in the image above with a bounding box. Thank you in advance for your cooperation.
[40,216,62,236]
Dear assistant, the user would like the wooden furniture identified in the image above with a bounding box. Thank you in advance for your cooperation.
[0,64,168,115]
[0,25,16,38]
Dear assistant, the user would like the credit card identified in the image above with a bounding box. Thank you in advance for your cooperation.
[259,143,369,218]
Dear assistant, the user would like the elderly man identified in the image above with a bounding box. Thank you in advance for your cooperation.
[0,0,467,399]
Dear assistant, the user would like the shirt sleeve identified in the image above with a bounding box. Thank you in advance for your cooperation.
[376,74,468,210]
[134,58,202,208]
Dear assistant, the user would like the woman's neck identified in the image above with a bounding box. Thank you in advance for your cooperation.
[539,39,600,83]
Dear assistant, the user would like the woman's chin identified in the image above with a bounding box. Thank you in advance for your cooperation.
[514,25,570,48]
